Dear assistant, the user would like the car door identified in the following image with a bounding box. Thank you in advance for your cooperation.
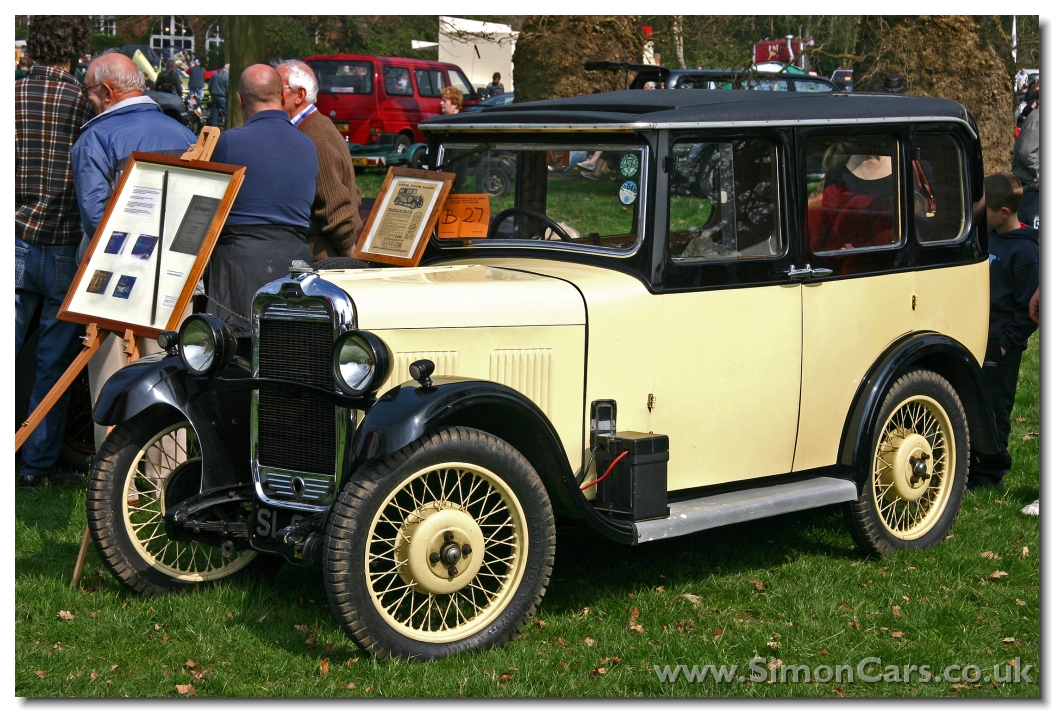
[381,64,421,134]
[793,127,916,471]
[649,131,803,491]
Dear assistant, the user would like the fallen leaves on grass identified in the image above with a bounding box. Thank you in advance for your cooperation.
[837,601,854,613]
[1016,417,1027,422]
[1016,599,1027,606]
[347,657,359,667]
[891,631,904,639]
[175,684,194,695]
[319,659,329,676]
[677,593,702,607]
[36,670,46,679]
[533,617,546,630]
[892,605,902,618]
[981,551,1001,560]
[160,635,170,644]
[749,580,767,592]
[225,612,234,620]
[713,628,723,641]
[589,667,607,678]
[584,637,595,647]
[57,610,74,621]
[675,619,695,632]
[185,659,197,669]
[557,636,566,648]
[1021,547,1030,558]
[767,641,779,649]
[988,571,1009,580]
[628,607,644,634]
[346,682,356,690]
[833,686,845,697]
[1021,432,1038,441]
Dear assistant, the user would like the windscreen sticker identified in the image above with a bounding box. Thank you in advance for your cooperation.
[619,180,638,205]
[619,153,640,177]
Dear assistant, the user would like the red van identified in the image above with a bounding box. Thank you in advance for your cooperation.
[305,54,478,151]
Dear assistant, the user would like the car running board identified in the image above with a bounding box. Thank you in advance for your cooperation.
[634,476,859,544]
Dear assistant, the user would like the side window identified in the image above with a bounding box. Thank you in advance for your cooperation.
[415,69,447,97]
[911,134,966,243]
[795,79,834,93]
[669,138,781,262]
[748,78,789,91]
[806,135,902,254]
[448,70,473,95]
[384,66,413,95]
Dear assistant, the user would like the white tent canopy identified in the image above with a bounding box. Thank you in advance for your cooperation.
[438,16,518,93]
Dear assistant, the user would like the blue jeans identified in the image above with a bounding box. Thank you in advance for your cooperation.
[15,238,83,474]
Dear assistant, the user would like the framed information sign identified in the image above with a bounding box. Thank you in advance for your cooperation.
[352,166,456,267]
[58,152,245,338]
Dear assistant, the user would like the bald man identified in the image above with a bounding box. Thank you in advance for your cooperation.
[70,51,197,451]
[205,64,318,338]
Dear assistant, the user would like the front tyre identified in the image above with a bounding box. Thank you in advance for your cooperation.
[86,409,264,594]
[323,426,555,660]
[845,369,968,556]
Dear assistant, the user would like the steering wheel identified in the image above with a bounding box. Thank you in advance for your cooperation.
[488,207,574,242]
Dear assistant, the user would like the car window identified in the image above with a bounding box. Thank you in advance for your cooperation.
[748,78,789,91]
[911,134,967,244]
[309,60,372,95]
[806,134,902,254]
[668,138,782,262]
[384,66,413,96]
[437,144,644,252]
[795,79,834,92]
[447,70,473,95]
[415,69,447,97]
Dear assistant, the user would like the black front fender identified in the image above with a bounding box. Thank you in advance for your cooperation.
[840,332,997,488]
[353,377,635,544]
[93,354,253,492]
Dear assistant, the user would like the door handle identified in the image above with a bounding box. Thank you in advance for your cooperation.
[785,264,832,281]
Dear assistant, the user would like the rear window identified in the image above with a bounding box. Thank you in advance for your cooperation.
[415,68,448,97]
[795,79,834,93]
[309,60,373,95]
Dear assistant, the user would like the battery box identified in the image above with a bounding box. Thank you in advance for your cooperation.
[593,431,670,522]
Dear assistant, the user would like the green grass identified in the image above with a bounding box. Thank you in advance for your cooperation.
[16,333,1039,697]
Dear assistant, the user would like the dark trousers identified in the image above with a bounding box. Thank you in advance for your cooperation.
[971,338,1025,482]
[209,96,226,127]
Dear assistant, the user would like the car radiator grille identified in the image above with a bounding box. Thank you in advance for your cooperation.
[256,303,335,475]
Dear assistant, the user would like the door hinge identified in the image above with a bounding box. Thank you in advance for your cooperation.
[647,393,656,411]
[662,156,675,173]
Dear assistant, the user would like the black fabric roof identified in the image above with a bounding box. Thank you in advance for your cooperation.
[423,89,970,129]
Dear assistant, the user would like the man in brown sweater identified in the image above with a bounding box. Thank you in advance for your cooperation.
[277,60,364,261]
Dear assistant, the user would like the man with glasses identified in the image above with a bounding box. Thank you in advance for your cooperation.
[15,16,95,489]
[71,51,197,453]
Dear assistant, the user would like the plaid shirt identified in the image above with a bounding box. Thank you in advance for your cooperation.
[15,65,96,246]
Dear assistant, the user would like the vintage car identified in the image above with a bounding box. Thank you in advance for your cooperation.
[87,90,996,661]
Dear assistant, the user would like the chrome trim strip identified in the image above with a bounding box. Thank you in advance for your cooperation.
[425,116,977,139]
[255,466,336,512]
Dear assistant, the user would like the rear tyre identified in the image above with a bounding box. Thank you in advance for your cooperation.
[87,409,272,594]
[323,426,555,660]
[392,133,411,155]
[844,369,968,557]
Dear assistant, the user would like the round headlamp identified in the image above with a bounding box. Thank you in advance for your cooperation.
[178,314,237,376]
[332,330,392,396]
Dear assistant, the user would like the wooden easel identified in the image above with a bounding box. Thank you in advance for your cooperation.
[11,128,221,589]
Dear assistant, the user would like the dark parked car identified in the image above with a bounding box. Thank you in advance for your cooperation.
[462,92,516,112]
[585,61,842,93]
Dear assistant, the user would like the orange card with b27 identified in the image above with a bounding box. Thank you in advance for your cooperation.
[437,194,491,238]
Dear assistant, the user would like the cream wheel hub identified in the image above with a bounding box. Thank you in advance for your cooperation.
[396,507,486,595]
[879,432,933,502]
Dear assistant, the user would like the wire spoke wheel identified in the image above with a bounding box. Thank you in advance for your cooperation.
[324,426,554,660]
[123,421,256,581]
[845,369,968,556]
[365,462,527,642]
[871,395,954,540]
[88,410,264,594]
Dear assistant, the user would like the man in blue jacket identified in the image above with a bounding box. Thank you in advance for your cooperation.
[71,50,197,451]
[205,63,318,339]
[969,173,1040,489]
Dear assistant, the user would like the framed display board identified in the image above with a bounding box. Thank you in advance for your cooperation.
[58,152,245,338]
[352,166,456,267]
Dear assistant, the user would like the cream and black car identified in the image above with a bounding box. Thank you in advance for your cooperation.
[87,90,996,660]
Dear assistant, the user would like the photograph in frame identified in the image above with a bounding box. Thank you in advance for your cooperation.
[58,153,244,338]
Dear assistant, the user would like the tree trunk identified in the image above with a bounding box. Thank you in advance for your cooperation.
[225,15,266,129]
[672,16,686,69]
[512,16,644,102]
[854,15,1015,174]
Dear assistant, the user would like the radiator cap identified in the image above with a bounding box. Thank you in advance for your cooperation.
[289,260,317,278]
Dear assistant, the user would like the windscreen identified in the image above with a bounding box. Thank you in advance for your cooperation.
[436,143,645,252]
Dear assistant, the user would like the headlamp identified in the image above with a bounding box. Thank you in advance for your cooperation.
[332,330,392,396]
[177,314,237,376]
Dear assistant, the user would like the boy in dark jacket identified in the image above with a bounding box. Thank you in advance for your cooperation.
[970,173,1040,489]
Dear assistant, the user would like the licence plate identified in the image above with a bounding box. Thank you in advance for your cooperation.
[352,157,367,167]
[334,122,349,132]
[252,504,308,549]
